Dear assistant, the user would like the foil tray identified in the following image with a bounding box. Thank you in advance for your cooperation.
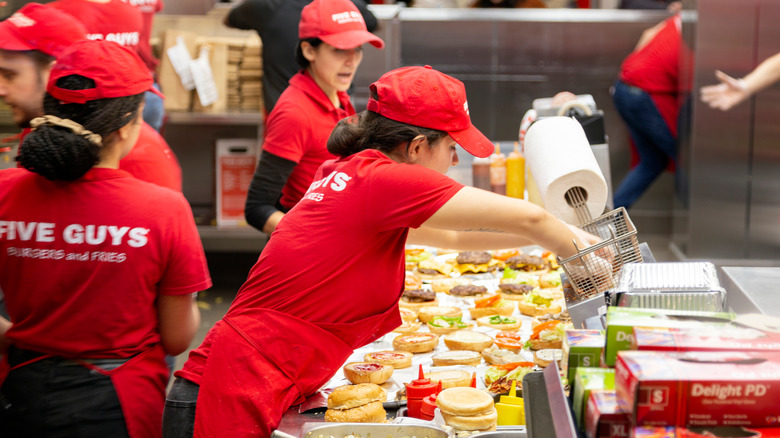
[303,423,448,438]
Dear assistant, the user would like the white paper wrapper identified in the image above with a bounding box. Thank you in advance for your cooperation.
[525,117,608,225]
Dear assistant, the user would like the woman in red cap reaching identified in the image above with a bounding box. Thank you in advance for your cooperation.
[165,65,599,438]
[243,0,384,235]
[0,39,210,438]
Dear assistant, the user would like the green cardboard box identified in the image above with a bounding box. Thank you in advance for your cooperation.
[562,329,605,384]
[604,307,734,366]
[572,367,615,430]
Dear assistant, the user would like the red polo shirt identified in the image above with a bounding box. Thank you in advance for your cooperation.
[120,122,182,192]
[50,0,143,53]
[261,70,355,210]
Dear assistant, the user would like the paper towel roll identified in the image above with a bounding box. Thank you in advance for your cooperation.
[524,117,608,225]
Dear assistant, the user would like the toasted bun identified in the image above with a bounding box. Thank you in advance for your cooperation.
[431,350,483,367]
[424,369,472,389]
[392,320,421,334]
[517,301,562,317]
[398,297,439,310]
[417,306,462,324]
[327,383,386,410]
[343,362,394,385]
[436,387,495,416]
[475,315,523,331]
[441,408,498,431]
[443,330,494,352]
[324,400,386,423]
[468,302,515,320]
[533,349,563,368]
[363,351,413,369]
[399,308,418,322]
[528,338,563,350]
[481,345,528,365]
[392,332,439,353]
[427,321,473,336]
[430,277,471,293]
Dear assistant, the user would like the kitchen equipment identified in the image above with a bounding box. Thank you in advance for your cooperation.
[301,423,449,438]
[605,262,727,312]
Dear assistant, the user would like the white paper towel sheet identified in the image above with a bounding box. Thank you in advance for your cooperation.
[524,117,608,225]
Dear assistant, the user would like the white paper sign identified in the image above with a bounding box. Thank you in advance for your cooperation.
[190,46,218,107]
[166,36,195,91]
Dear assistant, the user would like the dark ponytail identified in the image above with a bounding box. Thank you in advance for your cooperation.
[327,110,447,159]
[17,74,143,181]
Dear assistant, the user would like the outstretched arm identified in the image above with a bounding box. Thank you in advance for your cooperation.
[700,52,780,111]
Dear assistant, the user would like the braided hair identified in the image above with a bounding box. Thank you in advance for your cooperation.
[17,74,143,181]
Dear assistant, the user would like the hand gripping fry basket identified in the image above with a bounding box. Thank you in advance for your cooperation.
[558,207,643,302]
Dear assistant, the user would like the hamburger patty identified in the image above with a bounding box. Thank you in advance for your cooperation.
[456,251,492,265]
[449,285,488,297]
[498,283,534,295]
[402,288,436,303]
[505,254,546,271]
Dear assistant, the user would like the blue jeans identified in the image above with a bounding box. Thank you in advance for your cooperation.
[162,377,199,438]
[611,79,677,209]
[0,348,129,438]
[143,82,165,132]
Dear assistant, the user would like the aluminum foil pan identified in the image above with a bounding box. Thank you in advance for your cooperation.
[608,290,727,312]
[303,423,448,438]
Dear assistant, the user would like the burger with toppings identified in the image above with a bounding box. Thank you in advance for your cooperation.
[454,251,502,275]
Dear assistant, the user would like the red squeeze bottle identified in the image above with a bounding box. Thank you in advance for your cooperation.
[470,372,477,388]
[405,364,438,419]
[420,380,443,421]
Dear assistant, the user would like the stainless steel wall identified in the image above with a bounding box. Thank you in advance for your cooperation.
[675,0,780,263]
[355,7,675,233]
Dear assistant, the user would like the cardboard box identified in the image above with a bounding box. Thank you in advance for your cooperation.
[604,308,735,366]
[615,350,780,427]
[632,325,780,354]
[586,390,631,438]
[215,139,259,228]
[562,329,605,384]
[573,368,616,429]
[632,426,780,438]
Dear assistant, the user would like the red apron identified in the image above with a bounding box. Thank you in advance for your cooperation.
[193,306,400,438]
[0,344,168,438]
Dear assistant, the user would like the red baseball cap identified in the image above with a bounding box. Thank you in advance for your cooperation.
[299,0,384,50]
[0,3,87,58]
[48,40,164,104]
[367,66,493,158]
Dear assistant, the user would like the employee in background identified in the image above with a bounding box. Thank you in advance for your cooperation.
[126,0,167,131]
[611,13,684,210]
[0,39,211,438]
[700,52,780,111]
[243,0,384,235]
[164,65,599,438]
[223,0,378,114]
[0,2,183,192]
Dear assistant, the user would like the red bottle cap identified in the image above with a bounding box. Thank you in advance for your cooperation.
[470,372,477,388]
[420,381,442,420]
[404,364,438,399]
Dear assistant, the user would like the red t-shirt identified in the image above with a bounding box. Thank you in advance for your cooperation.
[50,0,143,54]
[619,15,681,136]
[121,122,182,192]
[0,167,211,358]
[122,0,163,73]
[261,70,356,210]
[178,149,464,384]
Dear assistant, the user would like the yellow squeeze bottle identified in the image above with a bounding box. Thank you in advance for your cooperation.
[496,380,525,426]
[506,141,525,199]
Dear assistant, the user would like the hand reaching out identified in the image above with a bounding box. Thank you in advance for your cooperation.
[700,70,750,111]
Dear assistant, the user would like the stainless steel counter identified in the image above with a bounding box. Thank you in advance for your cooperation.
[720,266,780,317]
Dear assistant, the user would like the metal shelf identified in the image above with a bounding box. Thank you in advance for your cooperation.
[165,110,263,126]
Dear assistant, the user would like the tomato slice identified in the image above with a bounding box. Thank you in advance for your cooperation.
[496,330,523,341]
[531,320,561,340]
[495,337,525,350]
[492,361,535,371]
[475,294,501,308]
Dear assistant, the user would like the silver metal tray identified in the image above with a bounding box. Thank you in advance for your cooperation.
[302,423,448,438]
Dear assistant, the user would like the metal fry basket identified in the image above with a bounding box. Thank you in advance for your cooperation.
[558,207,643,302]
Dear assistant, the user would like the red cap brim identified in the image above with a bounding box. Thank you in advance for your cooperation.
[320,29,385,50]
[149,86,165,100]
[0,24,34,52]
[449,125,494,158]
